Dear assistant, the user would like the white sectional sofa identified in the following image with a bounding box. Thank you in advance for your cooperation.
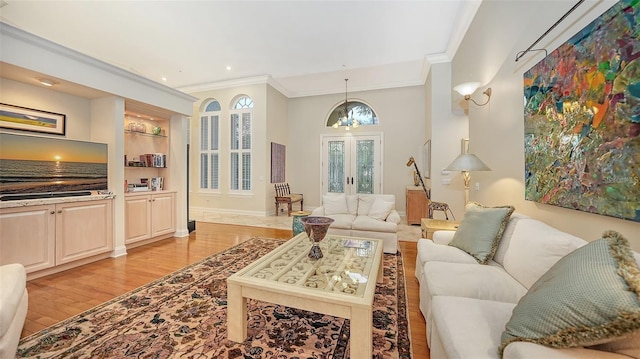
[415,203,640,359]
[0,263,28,358]
[311,193,400,253]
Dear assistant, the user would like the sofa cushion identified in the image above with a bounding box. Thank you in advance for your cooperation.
[346,195,358,215]
[0,263,27,338]
[356,194,395,216]
[431,296,516,359]
[323,194,348,215]
[500,231,640,354]
[504,342,630,358]
[323,213,354,230]
[492,213,530,266]
[448,202,515,264]
[423,261,527,304]
[502,218,586,289]
[368,197,394,221]
[352,215,397,233]
[417,239,480,266]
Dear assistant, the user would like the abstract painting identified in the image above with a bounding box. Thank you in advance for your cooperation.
[524,0,639,222]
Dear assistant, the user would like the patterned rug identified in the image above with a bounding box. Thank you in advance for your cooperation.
[17,237,412,358]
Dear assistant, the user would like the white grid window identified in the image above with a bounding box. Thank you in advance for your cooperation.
[230,96,253,191]
[199,100,220,190]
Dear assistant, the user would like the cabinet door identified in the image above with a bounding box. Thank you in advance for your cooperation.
[151,192,175,237]
[125,195,152,243]
[0,205,56,273]
[56,200,114,265]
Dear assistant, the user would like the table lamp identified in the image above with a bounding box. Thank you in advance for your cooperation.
[445,153,491,204]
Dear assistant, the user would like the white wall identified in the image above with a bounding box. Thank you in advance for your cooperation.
[288,85,426,214]
[452,0,639,249]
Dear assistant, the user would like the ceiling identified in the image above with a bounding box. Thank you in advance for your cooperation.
[0,1,480,98]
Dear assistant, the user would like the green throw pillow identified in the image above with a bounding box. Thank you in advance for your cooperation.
[499,230,640,356]
[448,202,515,264]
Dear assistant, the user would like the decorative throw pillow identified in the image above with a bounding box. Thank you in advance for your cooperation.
[499,231,640,356]
[357,196,376,216]
[367,198,394,221]
[448,202,515,264]
[323,194,348,215]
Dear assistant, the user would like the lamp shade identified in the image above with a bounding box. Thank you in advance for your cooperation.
[445,153,491,172]
[453,82,481,96]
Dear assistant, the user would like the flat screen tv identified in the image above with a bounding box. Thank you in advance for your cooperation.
[0,133,108,199]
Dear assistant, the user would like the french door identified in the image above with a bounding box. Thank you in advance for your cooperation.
[321,134,382,195]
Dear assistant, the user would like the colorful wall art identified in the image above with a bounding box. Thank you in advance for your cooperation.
[524,0,639,222]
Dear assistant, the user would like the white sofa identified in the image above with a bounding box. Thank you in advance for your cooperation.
[0,263,28,358]
[311,193,400,253]
[416,210,640,359]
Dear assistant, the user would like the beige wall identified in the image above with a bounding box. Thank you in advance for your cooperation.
[288,85,426,214]
[451,0,639,249]
[265,85,290,211]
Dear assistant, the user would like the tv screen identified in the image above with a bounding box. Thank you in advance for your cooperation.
[0,133,108,196]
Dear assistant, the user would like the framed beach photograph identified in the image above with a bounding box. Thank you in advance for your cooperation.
[0,103,66,135]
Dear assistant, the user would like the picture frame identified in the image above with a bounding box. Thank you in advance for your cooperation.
[0,103,66,136]
[422,140,431,179]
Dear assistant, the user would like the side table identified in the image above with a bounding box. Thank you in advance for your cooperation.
[291,211,311,236]
[421,219,460,239]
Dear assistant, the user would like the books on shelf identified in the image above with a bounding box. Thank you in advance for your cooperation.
[126,153,166,168]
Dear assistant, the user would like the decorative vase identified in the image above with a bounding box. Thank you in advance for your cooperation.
[300,216,334,260]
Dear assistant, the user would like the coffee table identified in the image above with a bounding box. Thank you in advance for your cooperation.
[227,232,384,359]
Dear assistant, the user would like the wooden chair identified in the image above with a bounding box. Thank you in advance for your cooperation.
[274,183,303,216]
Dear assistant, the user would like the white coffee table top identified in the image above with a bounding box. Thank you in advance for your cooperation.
[233,233,381,299]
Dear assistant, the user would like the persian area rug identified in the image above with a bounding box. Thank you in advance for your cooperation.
[17,237,412,358]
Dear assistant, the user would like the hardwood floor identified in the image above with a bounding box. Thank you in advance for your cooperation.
[21,222,429,358]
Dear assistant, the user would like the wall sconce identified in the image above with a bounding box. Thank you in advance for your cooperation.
[453,82,492,106]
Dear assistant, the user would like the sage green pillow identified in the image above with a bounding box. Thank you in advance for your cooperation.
[448,202,515,264]
[499,231,640,356]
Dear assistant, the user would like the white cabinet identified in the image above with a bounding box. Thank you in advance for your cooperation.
[0,199,113,275]
[125,191,175,245]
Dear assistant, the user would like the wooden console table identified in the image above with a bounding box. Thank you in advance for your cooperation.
[406,186,429,225]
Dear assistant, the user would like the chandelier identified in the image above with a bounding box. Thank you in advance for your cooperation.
[332,78,359,130]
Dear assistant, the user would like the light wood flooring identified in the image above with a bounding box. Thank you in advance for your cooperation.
[21,222,429,358]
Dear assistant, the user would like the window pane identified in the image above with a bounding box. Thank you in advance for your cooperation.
[356,140,374,194]
[211,154,219,189]
[326,101,379,127]
[242,153,251,190]
[200,116,208,151]
[231,114,239,150]
[328,141,345,193]
[200,153,209,189]
[242,113,251,149]
[211,115,219,150]
[230,153,239,190]
[205,100,221,112]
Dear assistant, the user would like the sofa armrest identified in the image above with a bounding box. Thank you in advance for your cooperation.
[311,207,325,216]
[504,341,629,358]
[432,230,456,245]
[386,210,401,224]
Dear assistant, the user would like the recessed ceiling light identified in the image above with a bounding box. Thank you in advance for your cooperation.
[161,76,167,82]
[37,78,57,87]
[226,66,232,71]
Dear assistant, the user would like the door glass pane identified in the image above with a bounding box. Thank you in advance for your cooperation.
[328,141,345,193]
[356,140,374,194]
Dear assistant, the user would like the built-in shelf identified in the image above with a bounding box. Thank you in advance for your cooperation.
[124,130,167,138]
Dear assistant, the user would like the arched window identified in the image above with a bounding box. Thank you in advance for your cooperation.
[326,100,379,128]
[200,99,221,190]
[230,96,253,191]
